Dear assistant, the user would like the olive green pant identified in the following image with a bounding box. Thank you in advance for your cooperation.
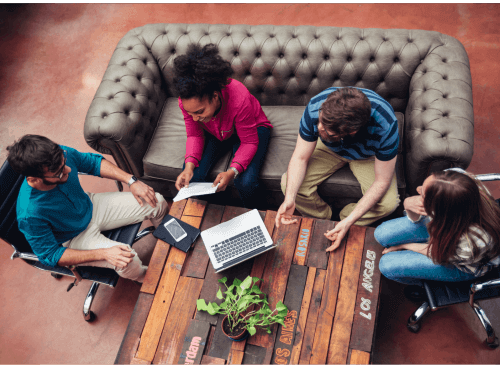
[281,139,400,225]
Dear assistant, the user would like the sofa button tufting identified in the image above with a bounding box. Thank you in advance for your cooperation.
[234,51,239,56]
[279,53,284,58]
[370,57,375,62]
[394,57,399,62]
[324,55,329,60]
[127,46,133,50]
[443,75,448,80]
[347,56,352,62]
[171,49,175,54]
[302,54,307,59]
[442,58,447,63]
[115,78,120,83]
[256,52,261,57]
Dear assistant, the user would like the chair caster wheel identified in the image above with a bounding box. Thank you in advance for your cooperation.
[85,311,96,323]
[51,273,62,279]
[407,322,421,333]
[486,337,499,349]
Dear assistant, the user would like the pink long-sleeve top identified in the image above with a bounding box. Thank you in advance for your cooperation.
[179,78,273,173]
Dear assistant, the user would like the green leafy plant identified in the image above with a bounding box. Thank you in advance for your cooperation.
[196,276,288,336]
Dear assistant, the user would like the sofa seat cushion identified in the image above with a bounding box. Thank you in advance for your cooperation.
[143,98,405,201]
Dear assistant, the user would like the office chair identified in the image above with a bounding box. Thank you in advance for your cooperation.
[406,173,500,349]
[0,160,155,322]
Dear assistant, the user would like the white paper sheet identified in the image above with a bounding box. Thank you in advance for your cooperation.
[173,182,219,202]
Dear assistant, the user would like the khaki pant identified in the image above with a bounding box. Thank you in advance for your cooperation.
[281,139,399,225]
[63,192,168,282]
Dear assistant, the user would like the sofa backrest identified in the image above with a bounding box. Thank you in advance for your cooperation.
[117,23,469,115]
[86,23,473,195]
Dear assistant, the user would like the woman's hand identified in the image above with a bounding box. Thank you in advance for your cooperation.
[175,163,195,190]
[404,195,427,217]
[382,244,405,255]
[382,242,430,256]
[213,169,235,192]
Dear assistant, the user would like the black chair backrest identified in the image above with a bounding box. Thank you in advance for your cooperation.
[0,160,34,254]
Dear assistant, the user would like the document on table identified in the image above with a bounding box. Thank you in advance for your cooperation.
[173,182,219,202]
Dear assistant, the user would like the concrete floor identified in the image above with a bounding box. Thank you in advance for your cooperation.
[1,3,500,364]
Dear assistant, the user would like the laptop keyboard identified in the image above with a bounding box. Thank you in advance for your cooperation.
[212,226,267,263]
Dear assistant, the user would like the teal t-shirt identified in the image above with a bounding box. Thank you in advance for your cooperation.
[16,145,103,267]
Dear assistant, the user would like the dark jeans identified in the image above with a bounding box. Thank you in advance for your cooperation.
[187,126,271,208]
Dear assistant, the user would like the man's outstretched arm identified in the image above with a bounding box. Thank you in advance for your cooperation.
[325,156,397,251]
[99,159,158,208]
[275,135,316,228]
[58,245,134,268]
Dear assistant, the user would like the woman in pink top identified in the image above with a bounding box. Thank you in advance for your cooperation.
[173,43,273,207]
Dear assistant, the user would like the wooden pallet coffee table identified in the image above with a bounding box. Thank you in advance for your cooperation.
[115,198,383,365]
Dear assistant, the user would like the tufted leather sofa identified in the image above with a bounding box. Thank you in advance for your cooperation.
[84,23,474,212]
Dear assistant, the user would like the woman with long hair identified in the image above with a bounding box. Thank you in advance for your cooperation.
[375,168,500,292]
[173,43,272,207]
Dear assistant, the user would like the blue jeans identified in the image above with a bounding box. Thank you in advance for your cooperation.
[188,126,271,208]
[374,216,477,286]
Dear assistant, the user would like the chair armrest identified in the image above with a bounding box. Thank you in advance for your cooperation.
[84,26,169,177]
[404,32,474,195]
[469,278,500,307]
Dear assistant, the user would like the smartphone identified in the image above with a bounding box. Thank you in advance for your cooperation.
[164,218,188,242]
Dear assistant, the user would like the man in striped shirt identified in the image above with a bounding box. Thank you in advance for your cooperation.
[276,87,400,251]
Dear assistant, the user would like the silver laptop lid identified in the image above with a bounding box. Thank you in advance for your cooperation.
[201,209,273,269]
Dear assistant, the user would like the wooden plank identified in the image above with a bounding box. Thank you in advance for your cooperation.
[242,344,267,365]
[293,217,314,265]
[195,206,254,326]
[182,204,225,279]
[298,269,327,365]
[130,357,151,365]
[247,216,302,364]
[135,217,203,362]
[305,219,334,270]
[114,293,155,364]
[349,349,371,364]
[205,325,217,354]
[200,355,225,365]
[140,200,187,294]
[141,240,170,294]
[227,349,245,364]
[153,277,204,364]
[183,198,207,217]
[327,225,367,364]
[271,264,308,365]
[349,227,384,353]
[308,235,347,365]
[290,266,316,365]
[230,210,277,354]
[176,319,211,365]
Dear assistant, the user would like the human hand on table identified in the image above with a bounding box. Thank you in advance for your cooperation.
[212,169,235,192]
[325,219,352,252]
[275,200,298,228]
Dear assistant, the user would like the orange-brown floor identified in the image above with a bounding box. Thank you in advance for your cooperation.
[1,3,500,364]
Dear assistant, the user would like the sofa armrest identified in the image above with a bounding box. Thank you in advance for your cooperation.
[84,27,168,176]
[404,32,474,195]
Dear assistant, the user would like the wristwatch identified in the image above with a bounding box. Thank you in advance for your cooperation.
[127,175,138,186]
[229,167,239,178]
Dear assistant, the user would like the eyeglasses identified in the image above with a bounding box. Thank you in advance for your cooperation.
[44,150,67,179]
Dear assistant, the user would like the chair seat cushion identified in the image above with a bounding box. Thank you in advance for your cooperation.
[423,268,500,309]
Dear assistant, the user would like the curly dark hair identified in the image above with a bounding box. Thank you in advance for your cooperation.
[6,134,63,177]
[173,43,233,102]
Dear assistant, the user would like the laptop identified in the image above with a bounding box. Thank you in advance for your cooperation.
[201,209,275,273]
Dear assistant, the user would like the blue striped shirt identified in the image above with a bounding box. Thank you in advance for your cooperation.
[299,87,399,161]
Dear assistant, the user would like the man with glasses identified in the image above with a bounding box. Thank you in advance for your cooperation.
[7,135,168,283]
[276,87,400,251]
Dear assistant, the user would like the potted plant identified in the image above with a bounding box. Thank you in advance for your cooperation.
[197,276,288,341]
